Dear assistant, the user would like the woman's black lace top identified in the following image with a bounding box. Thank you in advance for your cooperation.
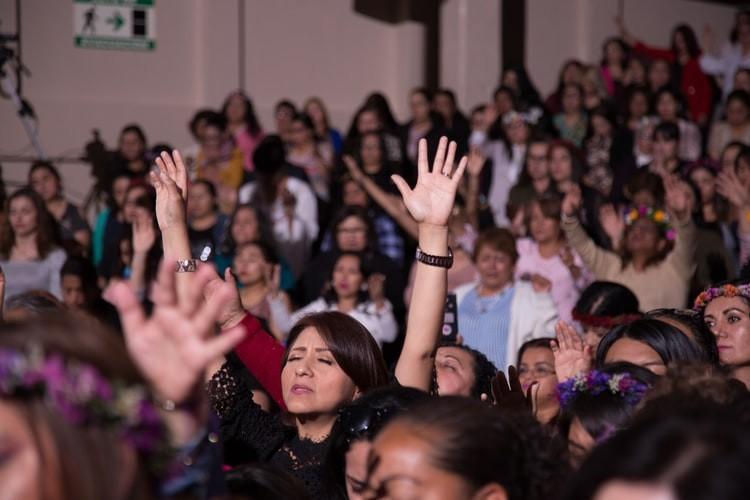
[207,360,330,498]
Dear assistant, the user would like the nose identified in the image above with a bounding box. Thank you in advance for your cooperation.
[295,359,313,377]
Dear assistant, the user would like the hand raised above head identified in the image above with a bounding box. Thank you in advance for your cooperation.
[391,137,467,228]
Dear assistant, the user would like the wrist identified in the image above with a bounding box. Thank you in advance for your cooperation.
[221,311,246,331]
[417,224,449,256]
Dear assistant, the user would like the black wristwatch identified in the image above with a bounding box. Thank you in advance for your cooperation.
[415,246,453,268]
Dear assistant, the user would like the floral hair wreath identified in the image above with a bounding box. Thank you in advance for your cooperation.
[556,370,650,410]
[502,108,543,126]
[693,283,750,311]
[571,310,642,329]
[624,205,676,241]
[0,346,169,460]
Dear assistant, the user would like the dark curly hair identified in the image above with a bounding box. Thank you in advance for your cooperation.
[438,342,498,399]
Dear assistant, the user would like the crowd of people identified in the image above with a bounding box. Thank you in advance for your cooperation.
[4,10,750,500]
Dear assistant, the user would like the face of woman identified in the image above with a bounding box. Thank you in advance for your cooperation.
[726,98,750,128]
[548,146,573,183]
[346,439,373,500]
[529,202,560,244]
[332,254,364,300]
[629,93,649,120]
[605,40,625,64]
[336,216,368,252]
[656,93,678,121]
[0,401,54,500]
[562,85,582,114]
[435,346,476,397]
[367,422,477,500]
[410,92,431,123]
[526,143,549,180]
[562,63,583,85]
[61,274,86,309]
[494,91,514,116]
[187,183,215,219]
[624,219,662,258]
[226,95,247,123]
[122,187,147,224]
[30,169,60,202]
[502,70,519,92]
[518,347,559,414]
[567,416,596,469]
[433,94,454,122]
[721,144,742,173]
[200,125,223,154]
[290,120,314,146]
[704,296,750,366]
[358,111,381,134]
[231,207,259,245]
[652,135,678,162]
[737,156,750,186]
[112,177,131,209]
[343,180,369,208]
[361,134,382,166]
[305,101,325,125]
[734,71,750,92]
[673,31,687,54]
[475,245,515,291]
[604,337,667,375]
[281,327,359,415]
[583,326,610,352]
[591,115,613,138]
[627,59,646,85]
[504,119,529,145]
[648,61,671,90]
[689,168,716,204]
[275,106,294,131]
[8,196,38,238]
[233,245,269,286]
[118,131,144,161]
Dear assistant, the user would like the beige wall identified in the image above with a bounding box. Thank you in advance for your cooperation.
[527,0,737,96]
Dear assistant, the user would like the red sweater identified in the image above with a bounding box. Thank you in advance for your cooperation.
[634,41,713,124]
[233,313,286,410]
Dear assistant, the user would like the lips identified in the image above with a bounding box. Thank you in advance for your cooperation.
[717,345,733,351]
[291,384,313,395]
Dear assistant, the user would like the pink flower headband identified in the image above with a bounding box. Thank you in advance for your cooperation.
[693,283,750,311]
[624,205,676,241]
[0,347,169,458]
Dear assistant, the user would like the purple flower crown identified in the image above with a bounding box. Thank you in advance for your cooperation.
[693,283,750,311]
[556,370,650,409]
[0,347,168,457]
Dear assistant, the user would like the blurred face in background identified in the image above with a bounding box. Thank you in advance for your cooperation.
[30,168,60,203]
[689,167,716,204]
[433,93,455,123]
[8,196,38,238]
[648,60,671,91]
[726,97,750,128]
[357,110,381,134]
[187,182,215,219]
[410,92,431,123]
[118,131,145,162]
[526,142,550,180]
[61,274,86,309]
[225,94,247,124]
[336,216,368,252]
[360,134,382,167]
[122,186,147,224]
[231,207,260,246]
[549,146,574,184]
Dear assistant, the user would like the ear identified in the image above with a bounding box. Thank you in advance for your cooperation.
[472,483,508,500]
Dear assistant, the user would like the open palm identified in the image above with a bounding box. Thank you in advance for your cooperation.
[106,261,245,403]
[551,321,592,382]
[391,137,467,227]
[152,150,189,232]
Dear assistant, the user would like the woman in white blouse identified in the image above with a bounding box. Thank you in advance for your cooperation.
[269,252,398,347]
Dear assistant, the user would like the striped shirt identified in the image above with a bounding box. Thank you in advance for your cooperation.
[457,285,515,369]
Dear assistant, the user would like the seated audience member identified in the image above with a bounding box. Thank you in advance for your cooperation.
[59,255,121,333]
[652,87,702,161]
[274,99,297,144]
[453,227,558,370]
[286,112,333,201]
[28,161,91,254]
[572,281,641,352]
[517,338,561,425]
[92,170,132,268]
[433,88,471,155]
[304,96,343,156]
[0,188,66,300]
[708,89,750,160]
[187,179,228,262]
[194,111,244,214]
[553,83,588,148]
[114,124,149,178]
[232,240,279,327]
[222,90,265,172]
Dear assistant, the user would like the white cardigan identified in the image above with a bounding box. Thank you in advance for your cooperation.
[452,281,558,370]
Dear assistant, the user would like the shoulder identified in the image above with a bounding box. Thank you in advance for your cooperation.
[454,282,478,303]
[516,238,535,253]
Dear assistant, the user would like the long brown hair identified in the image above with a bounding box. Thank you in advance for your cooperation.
[283,312,389,394]
[0,315,158,500]
[0,187,60,259]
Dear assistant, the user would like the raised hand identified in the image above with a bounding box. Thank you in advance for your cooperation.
[204,267,247,331]
[664,174,694,223]
[466,146,486,178]
[488,366,537,415]
[151,150,189,232]
[342,155,366,184]
[391,137,468,228]
[717,168,750,209]
[132,209,156,255]
[561,184,582,218]
[106,260,245,404]
[551,321,592,382]
[599,203,625,246]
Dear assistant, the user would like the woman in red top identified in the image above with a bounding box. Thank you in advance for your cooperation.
[618,18,713,127]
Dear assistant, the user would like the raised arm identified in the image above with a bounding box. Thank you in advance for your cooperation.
[394,137,468,390]
[663,175,696,279]
[152,151,193,304]
[129,209,156,295]
[343,155,419,239]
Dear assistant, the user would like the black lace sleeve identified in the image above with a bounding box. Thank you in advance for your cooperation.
[207,360,287,465]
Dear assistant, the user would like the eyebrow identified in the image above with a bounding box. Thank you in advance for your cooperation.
[723,308,749,315]
[442,354,464,367]
[290,347,332,353]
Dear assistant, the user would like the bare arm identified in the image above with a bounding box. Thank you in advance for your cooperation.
[394,137,468,391]
[129,209,156,294]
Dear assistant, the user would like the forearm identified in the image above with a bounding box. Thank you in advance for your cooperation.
[465,176,481,230]
[395,224,448,390]
[129,252,149,293]
[562,215,619,278]
[161,225,194,301]
[361,176,419,238]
